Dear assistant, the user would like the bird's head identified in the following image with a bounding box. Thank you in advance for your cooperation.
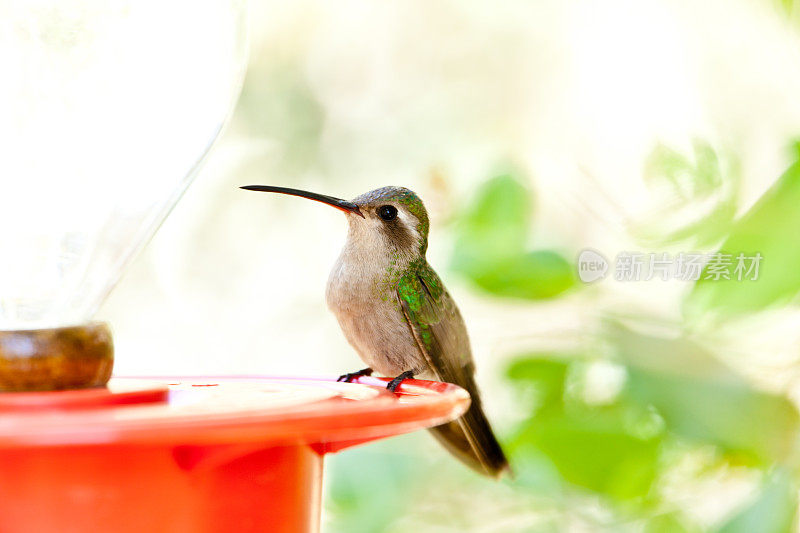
[240,185,430,259]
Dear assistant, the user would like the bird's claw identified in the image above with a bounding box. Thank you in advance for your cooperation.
[336,367,373,383]
[386,371,415,392]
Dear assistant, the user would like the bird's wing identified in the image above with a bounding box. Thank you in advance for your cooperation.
[395,263,473,381]
[396,262,508,476]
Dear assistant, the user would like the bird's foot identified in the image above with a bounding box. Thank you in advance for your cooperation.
[386,371,414,392]
[336,367,373,383]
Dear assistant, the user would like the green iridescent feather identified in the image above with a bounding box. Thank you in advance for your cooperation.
[396,260,446,350]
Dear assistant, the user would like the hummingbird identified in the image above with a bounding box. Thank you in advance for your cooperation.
[241,184,509,477]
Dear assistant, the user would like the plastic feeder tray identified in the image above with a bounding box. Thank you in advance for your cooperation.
[0,376,469,533]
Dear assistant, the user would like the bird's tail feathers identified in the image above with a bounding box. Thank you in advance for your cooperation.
[429,390,510,478]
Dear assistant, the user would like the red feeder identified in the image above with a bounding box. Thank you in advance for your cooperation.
[0,376,469,533]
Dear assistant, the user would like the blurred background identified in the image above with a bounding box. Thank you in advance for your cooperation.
[93,0,800,530]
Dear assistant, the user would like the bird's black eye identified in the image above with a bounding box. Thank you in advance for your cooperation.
[378,205,398,221]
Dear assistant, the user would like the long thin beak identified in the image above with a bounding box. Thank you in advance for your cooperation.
[240,185,364,218]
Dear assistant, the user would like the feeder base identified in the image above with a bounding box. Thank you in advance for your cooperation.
[0,443,322,533]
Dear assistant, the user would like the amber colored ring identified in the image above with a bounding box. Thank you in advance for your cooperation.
[0,323,113,392]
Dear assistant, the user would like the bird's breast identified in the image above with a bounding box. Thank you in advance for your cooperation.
[325,256,427,376]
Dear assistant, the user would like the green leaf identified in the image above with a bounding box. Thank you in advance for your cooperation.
[452,173,531,271]
[685,160,800,319]
[510,405,662,501]
[507,355,663,502]
[468,251,575,300]
[715,469,796,533]
[507,356,569,394]
[612,322,800,464]
[451,173,575,300]
[508,356,570,386]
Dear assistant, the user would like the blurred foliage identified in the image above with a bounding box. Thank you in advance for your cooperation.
[235,60,324,173]
[778,0,800,22]
[716,469,796,533]
[326,433,548,532]
[450,173,575,299]
[326,435,422,533]
[325,150,800,531]
[328,151,800,531]
[503,320,799,532]
[507,356,664,503]
[613,322,800,465]
[636,141,740,247]
[686,158,800,320]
